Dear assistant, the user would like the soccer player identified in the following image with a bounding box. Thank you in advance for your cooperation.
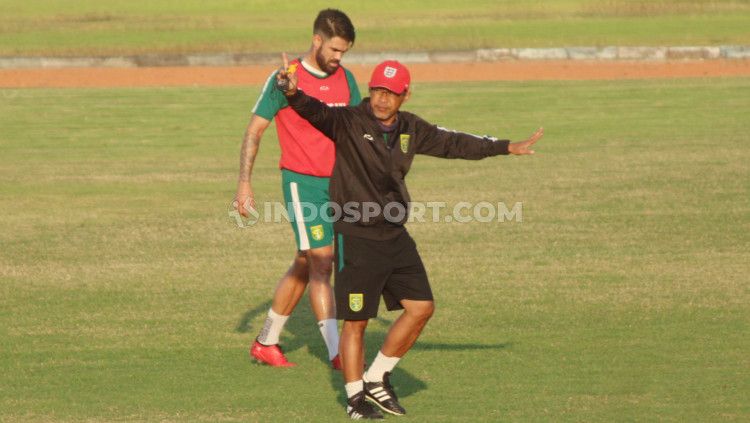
[234,9,360,369]
[276,57,543,418]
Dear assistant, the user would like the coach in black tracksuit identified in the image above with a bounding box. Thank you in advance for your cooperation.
[277,56,544,420]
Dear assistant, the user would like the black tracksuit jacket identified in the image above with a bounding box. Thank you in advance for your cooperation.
[286,89,511,240]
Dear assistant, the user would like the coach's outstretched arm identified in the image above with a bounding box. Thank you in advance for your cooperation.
[508,127,544,155]
[415,117,544,160]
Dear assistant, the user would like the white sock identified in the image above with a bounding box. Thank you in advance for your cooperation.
[257,308,289,345]
[318,319,339,360]
[364,351,400,382]
[345,380,364,399]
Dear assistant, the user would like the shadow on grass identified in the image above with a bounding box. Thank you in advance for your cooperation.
[412,341,510,351]
[236,300,429,405]
[236,301,507,406]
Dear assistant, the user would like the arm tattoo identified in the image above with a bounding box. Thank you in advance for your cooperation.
[238,130,261,183]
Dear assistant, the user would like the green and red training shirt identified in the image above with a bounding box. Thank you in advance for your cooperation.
[252,58,361,177]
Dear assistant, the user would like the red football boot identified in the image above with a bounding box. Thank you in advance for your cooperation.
[250,340,296,367]
[331,354,342,370]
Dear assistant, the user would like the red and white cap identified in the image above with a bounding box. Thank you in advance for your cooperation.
[368,60,411,95]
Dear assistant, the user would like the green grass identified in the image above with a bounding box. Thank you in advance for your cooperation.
[1,78,749,421]
[1,0,749,56]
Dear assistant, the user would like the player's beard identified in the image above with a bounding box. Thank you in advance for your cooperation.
[315,49,340,75]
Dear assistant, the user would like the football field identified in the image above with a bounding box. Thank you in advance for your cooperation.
[2,0,750,56]
[1,77,748,421]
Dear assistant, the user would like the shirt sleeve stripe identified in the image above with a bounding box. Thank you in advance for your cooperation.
[436,126,498,142]
[251,70,279,116]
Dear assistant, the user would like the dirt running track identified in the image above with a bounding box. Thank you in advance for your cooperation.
[1,60,749,88]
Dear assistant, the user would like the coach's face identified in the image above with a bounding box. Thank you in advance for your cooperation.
[369,87,410,126]
[313,35,351,74]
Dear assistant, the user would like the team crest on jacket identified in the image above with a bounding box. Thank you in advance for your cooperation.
[311,224,325,241]
[400,134,410,153]
[349,293,364,312]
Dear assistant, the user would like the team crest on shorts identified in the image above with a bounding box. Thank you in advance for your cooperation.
[310,224,325,241]
[349,293,364,312]
[400,134,410,153]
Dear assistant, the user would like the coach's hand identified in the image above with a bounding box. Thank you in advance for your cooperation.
[508,127,544,155]
[234,182,256,218]
[276,52,299,96]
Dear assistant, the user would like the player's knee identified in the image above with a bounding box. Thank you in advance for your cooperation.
[287,255,310,281]
[311,258,333,277]
[307,249,334,276]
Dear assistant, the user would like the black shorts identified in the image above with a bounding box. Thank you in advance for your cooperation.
[334,230,433,320]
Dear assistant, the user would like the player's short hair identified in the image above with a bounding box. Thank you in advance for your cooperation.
[313,9,356,45]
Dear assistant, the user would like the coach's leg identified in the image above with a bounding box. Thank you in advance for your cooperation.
[380,299,434,357]
[361,300,432,415]
[341,319,368,382]
[341,319,384,417]
[366,300,434,380]
[306,244,339,363]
